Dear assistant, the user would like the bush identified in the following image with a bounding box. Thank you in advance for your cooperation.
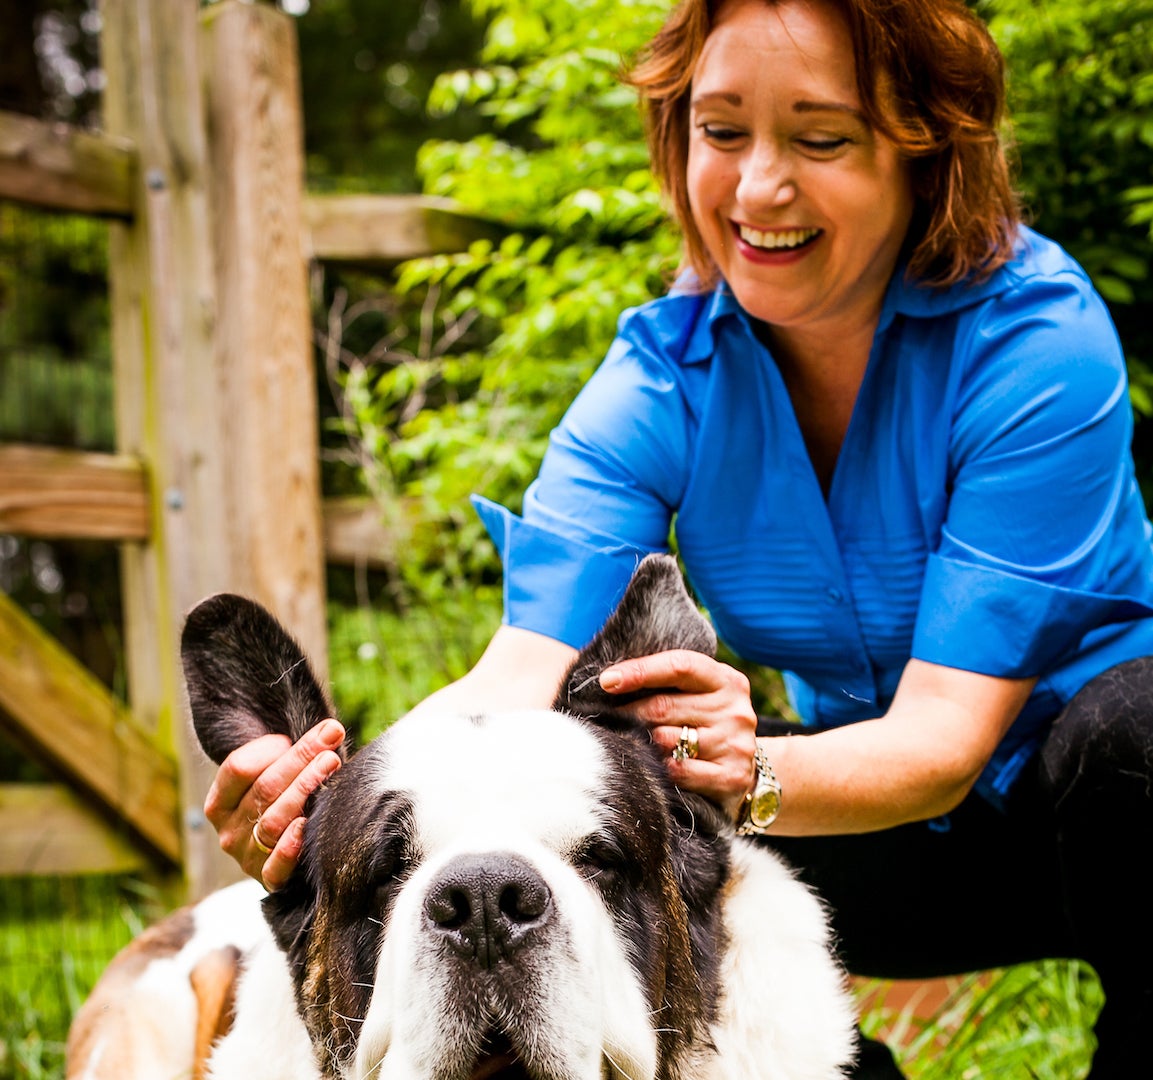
[987,0,1153,485]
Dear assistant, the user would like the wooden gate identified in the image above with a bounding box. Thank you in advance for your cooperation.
[0,0,496,900]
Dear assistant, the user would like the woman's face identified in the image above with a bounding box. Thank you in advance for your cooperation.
[687,0,913,336]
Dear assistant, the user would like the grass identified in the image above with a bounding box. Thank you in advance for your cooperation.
[860,962,1103,1078]
[0,876,162,1080]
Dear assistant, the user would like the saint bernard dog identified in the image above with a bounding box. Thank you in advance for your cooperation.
[67,555,856,1080]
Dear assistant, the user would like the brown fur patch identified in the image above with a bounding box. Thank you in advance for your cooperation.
[190,945,242,1080]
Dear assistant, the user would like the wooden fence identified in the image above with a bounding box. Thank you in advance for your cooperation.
[0,0,498,900]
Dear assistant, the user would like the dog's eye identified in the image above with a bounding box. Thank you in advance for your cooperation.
[364,840,411,909]
[573,835,628,891]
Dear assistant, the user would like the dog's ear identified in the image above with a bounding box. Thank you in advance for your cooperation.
[554,554,716,715]
[181,594,341,766]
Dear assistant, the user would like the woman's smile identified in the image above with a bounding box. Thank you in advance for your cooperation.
[733,223,824,261]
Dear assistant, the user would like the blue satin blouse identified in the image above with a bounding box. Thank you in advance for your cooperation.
[474,227,1153,806]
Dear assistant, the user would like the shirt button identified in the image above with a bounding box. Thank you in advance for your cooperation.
[825,587,844,604]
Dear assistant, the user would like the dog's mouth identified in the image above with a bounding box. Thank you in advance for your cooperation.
[468,1031,532,1080]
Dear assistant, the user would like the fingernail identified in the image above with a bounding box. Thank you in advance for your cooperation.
[318,719,344,746]
[600,669,622,691]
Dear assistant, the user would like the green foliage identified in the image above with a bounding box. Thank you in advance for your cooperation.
[328,0,679,613]
[986,0,1153,421]
[327,582,502,739]
[0,206,113,451]
[294,0,489,193]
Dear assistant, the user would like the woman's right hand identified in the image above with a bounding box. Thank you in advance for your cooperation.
[203,719,345,891]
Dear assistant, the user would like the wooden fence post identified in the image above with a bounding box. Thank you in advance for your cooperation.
[101,0,232,899]
[99,0,325,900]
[200,1,328,675]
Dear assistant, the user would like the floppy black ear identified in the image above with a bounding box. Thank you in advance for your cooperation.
[554,554,716,715]
[181,594,340,766]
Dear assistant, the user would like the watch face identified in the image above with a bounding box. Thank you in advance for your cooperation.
[750,784,782,829]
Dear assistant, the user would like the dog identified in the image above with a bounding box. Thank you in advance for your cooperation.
[66,555,857,1080]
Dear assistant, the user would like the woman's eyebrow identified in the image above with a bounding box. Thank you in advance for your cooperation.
[792,99,866,121]
[690,90,743,109]
[690,93,866,123]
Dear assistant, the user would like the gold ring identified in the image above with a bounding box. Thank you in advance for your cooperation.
[251,818,274,856]
[671,725,699,762]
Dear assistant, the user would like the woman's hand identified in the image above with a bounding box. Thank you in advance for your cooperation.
[203,719,345,891]
[599,651,757,819]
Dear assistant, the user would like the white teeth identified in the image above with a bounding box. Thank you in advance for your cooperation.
[738,225,820,250]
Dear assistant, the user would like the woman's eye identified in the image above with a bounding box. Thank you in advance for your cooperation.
[701,124,744,144]
[797,136,850,154]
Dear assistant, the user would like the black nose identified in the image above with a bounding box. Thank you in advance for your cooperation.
[424,852,553,968]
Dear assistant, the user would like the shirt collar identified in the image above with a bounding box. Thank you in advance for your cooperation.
[681,227,1031,364]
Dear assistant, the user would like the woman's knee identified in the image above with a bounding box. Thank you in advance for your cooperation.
[1039,656,1153,809]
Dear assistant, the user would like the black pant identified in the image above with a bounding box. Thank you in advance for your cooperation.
[758,657,1153,1079]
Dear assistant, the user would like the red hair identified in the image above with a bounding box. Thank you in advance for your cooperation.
[627,0,1020,288]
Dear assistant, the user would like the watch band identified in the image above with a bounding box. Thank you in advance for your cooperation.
[736,743,783,835]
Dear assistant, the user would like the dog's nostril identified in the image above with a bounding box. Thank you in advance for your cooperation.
[498,879,548,924]
[425,852,553,967]
[427,886,472,931]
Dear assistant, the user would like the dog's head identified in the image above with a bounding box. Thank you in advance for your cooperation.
[182,555,730,1080]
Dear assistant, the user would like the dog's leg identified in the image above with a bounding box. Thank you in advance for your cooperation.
[65,908,201,1080]
[203,936,321,1080]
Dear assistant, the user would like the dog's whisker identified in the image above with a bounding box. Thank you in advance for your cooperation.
[269,654,309,687]
[602,1046,642,1080]
[567,669,602,696]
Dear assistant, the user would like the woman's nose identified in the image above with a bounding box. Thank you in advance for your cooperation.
[736,144,797,210]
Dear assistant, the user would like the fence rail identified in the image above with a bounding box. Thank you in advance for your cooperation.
[0,442,402,565]
[0,111,135,218]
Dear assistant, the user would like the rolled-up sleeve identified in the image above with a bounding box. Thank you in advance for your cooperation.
[915,555,1152,676]
[472,304,700,648]
[912,272,1153,676]
[472,495,657,648]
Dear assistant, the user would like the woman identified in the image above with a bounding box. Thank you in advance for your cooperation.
[208,0,1153,1075]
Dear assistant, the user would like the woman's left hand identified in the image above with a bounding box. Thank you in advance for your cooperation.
[599,650,757,819]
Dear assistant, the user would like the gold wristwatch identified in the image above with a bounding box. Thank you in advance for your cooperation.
[736,743,782,835]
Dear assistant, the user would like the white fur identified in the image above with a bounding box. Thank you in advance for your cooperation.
[66,880,270,1080]
[205,932,320,1080]
[355,710,658,1080]
[709,842,857,1079]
